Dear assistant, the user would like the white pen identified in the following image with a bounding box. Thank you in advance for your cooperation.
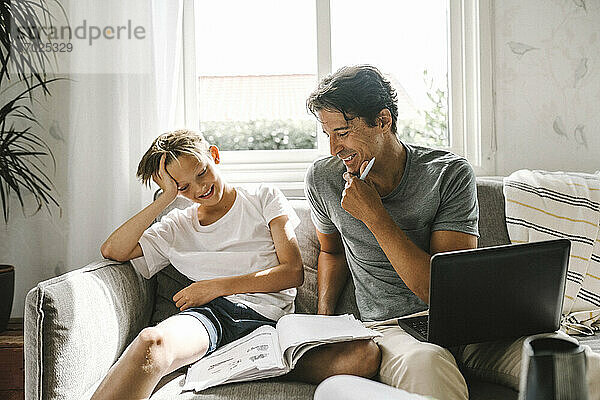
[359,157,375,180]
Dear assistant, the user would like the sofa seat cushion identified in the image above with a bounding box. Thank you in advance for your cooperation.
[150,373,316,399]
[149,371,521,400]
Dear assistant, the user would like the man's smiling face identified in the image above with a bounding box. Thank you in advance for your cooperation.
[318,109,381,175]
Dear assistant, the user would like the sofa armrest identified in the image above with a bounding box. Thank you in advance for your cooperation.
[24,259,157,400]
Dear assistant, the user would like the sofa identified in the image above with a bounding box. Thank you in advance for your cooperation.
[24,177,600,400]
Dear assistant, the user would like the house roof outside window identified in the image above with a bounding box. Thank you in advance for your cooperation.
[198,73,419,122]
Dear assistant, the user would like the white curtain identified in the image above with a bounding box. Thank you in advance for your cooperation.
[1,0,182,318]
[64,0,182,268]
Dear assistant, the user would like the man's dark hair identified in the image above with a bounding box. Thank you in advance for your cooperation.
[306,65,399,133]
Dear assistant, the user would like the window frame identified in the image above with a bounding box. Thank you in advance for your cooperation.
[179,0,495,196]
[448,0,495,176]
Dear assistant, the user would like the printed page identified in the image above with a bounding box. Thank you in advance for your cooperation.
[183,325,285,392]
[275,314,382,367]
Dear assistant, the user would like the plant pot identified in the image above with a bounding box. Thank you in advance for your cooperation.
[0,265,15,333]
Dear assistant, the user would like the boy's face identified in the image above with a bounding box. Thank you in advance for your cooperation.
[165,148,225,206]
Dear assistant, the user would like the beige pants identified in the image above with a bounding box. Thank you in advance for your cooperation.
[366,318,600,400]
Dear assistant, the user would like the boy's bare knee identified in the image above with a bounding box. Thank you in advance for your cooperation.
[135,327,172,375]
[352,339,381,378]
[334,339,381,378]
[364,340,382,378]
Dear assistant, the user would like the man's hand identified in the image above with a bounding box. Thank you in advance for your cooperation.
[341,160,384,225]
[173,280,223,311]
[152,153,178,200]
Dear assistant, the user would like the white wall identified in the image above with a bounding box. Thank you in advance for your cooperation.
[493,0,600,175]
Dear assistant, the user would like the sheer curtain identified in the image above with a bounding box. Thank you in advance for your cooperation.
[1,0,182,318]
[64,0,182,268]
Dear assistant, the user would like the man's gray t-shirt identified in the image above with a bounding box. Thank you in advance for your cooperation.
[305,142,479,321]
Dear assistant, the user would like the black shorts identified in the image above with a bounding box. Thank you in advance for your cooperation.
[178,297,276,355]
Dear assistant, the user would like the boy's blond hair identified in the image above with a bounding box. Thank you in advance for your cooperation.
[137,129,212,187]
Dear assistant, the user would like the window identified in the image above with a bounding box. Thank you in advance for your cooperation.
[181,0,493,194]
[330,0,450,149]
[194,1,318,153]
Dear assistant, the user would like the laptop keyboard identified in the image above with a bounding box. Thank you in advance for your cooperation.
[406,315,429,337]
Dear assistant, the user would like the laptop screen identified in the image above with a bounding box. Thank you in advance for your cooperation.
[426,239,570,347]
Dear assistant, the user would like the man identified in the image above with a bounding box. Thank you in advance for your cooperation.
[297,65,600,399]
[301,64,477,399]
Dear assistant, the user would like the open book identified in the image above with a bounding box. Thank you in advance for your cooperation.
[182,314,381,392]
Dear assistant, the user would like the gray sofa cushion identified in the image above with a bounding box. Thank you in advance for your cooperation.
[150,265,193,325]
[291,199,359,317]
[476,177,510,248]
[151,374,316,400]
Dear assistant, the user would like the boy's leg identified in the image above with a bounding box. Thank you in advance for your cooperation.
[454,331,600,397]
[288,320,468,400]
[285,339,381,384]
[91,314,210,400]
[373,322,469,400]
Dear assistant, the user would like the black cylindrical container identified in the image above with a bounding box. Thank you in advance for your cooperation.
[519,334,588,400]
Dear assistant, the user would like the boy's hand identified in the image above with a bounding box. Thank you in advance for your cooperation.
[173,280,222,311]
[152,154,178,199]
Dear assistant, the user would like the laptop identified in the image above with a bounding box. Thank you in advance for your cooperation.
[397,239,571,347]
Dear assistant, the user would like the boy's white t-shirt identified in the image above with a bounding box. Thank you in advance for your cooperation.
[130,184,301,321]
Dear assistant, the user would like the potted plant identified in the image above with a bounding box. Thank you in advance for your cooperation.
[0,0,66,332]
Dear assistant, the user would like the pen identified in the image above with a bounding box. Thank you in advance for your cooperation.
[359,158,375,180]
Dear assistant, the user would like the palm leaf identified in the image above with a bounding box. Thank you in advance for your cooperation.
[0,0,68,93]
[0,129,59,221]
[0,78,62,222]
[0,0,66,222]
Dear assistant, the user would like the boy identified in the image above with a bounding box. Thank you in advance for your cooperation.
[92,129,305,399]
